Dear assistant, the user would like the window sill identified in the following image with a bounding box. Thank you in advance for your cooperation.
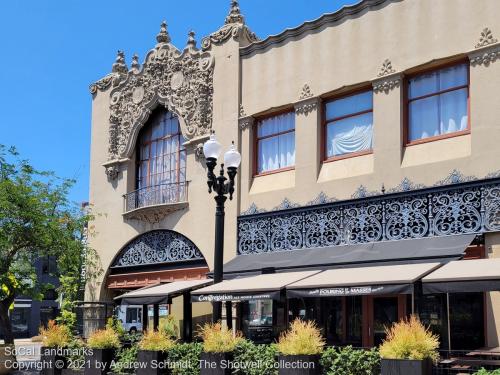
[323,150,373,163]
[254,166,295,177]
[405,130,470,147]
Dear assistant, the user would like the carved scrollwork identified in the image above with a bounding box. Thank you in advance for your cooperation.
[343,203,383,244]
[475,27,498,49]
[270,214,304,251]
[112,230,204,268]
[304,208,342,247]
[385,196,429,240]
[377,59,396,77]
[238,217,269,254]
[107,25,214,161]
[294,98,318,116]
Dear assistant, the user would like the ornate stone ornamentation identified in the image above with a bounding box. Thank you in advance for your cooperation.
[238,116,254,130]
[373,73,401,94]
[195,143,205,161]
[89,51,128,95]
[104,164,120,180]
[237,177,500,254]
[107,23,214,161]
[239,104,246,117]
[475,27,498,49]
[299,83,313,100]
[241,203,267,216]
[351,185,378,199]
[131,53,141,72]
[377,59,396,77]
[470,46,500,67]
[201,0,259,51]
[295,98,318,116]
[112,230,204,268]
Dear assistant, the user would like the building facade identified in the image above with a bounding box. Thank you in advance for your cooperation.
[88,0,500,348]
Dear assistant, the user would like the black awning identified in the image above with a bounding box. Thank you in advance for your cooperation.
[224,234,476,276]
[422,258,500,294]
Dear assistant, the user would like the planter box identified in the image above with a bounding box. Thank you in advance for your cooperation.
[137,350,168,375]
[84,348,115,375]
[381,358,432,375]
[277,355,321,375]
[41,347,68,375]
[0,345,15,375]
[200,352,233,375]
[62,369,84,375]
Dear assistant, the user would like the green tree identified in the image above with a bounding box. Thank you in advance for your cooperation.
[0,145,100,344]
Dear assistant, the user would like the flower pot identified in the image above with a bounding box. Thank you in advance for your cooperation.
[84,348,116,375]
[381,358,433,375]
[200,352,233,375]
[136,350,168,375]
[41,347,68,375]
[0,345,15,375]
[277,355,321,375]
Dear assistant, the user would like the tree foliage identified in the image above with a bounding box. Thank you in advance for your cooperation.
[0,145,101,343]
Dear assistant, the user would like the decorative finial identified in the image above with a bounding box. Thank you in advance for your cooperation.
[112,50,128,74]
[225,0,244,24]
[186,30,196,48]
[131,54,140,71]
[475,27,498,49]
[381,184,386,194]
[156,21,171,44]
[378,59,396,77]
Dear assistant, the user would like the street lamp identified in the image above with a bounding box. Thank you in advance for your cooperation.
[203,133,241,322]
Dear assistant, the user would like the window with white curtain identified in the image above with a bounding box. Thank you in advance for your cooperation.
[256,111,295,174]
[407,63,469,143]
[136,110,186,189]
[324,90,373,159]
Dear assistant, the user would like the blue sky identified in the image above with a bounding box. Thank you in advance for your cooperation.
[0,0,353,204]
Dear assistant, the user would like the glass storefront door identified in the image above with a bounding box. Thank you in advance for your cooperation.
[372,297,399,346]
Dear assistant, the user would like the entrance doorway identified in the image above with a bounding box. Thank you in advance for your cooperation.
[366,295,407,347]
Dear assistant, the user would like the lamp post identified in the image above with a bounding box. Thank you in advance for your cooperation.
[203,133,241,322]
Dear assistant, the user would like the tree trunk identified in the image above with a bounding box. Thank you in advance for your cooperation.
[0,297,15,344]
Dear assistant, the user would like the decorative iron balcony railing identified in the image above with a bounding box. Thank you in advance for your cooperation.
[124,182,188,213]
[237,177,500,255]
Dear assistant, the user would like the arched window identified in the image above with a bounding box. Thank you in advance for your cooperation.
[136,110,186,189]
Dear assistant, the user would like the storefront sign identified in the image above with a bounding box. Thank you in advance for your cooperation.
[192,291,281,302]
[287,284,413,298]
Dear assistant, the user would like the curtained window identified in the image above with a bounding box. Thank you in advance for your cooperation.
[407,63,469,143]
[136,110,186,189]
[256,111,295,174]
[325,90,373,159]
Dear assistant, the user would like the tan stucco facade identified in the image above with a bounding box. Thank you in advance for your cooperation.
[88,0,500,344]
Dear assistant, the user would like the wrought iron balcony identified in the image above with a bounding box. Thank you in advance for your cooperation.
[237,176,500,255]
[123,182,189,222]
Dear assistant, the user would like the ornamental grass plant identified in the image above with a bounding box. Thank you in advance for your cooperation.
[138,330,175,351]
[39,320,72,348]
[198,322,243,353]
[379,315,439,361]
[277,319,325,355]
[87,327,121,349]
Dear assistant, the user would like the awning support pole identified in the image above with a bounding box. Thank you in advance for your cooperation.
[142,304,148,332]
[183,291,192,342]
[446,293,451,351]
[153,304,159,330]
[226,301,233,330]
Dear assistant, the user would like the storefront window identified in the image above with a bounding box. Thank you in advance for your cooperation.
[346,296,362,346]
[419,294,448,349]
[449,292,484,350]
[322,297,343,345]
[11,307,30,338]
[242,300,274,344]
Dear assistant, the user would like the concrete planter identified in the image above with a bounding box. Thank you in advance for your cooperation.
[381,358,433,375]
[277,355,321,375]
[41,347,67,375]
[136,350,169,375]
[0,345,15,375]
[84,348,116,375]
[200,352,233,375]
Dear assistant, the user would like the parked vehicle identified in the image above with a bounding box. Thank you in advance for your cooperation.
[115,305,142,333]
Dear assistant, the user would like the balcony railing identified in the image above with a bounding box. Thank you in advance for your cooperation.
[237,177,500,255]
[124,182,188,213]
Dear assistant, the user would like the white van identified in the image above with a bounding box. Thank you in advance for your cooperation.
[116,305,143,333]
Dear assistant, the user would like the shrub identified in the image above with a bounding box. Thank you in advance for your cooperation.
[321,346,380,375]
[159,315,179,339]
[379,315,439,361]
[39,320,71,348]
[106,316,126,338]
[111,345,139,375]
[66,337,86,369]
[474,369,500,375]
[138,330,175,351]
[168,342,203,375]
[277,319,325,355]
[87,328,121,349]
[198,322,243,353]
[232,340,278,375]
[55,310,77,332]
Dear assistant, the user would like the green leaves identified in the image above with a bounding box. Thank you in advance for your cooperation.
[320,346,380,375]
